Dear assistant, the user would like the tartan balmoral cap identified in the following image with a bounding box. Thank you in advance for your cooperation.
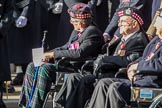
[117,7,144,25]
[68,3,92,19]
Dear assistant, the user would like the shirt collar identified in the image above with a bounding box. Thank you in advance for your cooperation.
[122,31,137,41]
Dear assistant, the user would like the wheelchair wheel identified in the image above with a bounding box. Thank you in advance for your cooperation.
[149,94,162,108]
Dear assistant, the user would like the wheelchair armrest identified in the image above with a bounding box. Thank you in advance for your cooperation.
[57,57,95,65]
[135,70,162,76]
[81,60,95,74]
[131,70,162,87]
[56,57,96,73]
[94,62,119,74]
[69,59,86,65]
[56,57,86,67]
[56,57,69,66]
[115,68,127,78]
[85,60,94,64]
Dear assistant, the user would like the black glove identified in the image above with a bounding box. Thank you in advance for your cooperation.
[93,54,106,75]
[15,16,28,28]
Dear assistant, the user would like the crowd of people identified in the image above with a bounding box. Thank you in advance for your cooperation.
[1,0,162,108]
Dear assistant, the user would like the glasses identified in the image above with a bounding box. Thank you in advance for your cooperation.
[118,19,133,26]
[70,18,81,23]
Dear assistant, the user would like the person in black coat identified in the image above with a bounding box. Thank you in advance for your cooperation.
[88,8,162,108]
[57,0,109,48]
[18,3,104,108]
[8,0,35,85]
[103,0,153,42]
[33,0,63,50]
[109,0,120,20]
[0,0,13,107]
[151,0,161,19]
[54,7,149,108]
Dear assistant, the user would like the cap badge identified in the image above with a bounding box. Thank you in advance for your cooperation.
[125,8,131,15]
[76,4,82,10]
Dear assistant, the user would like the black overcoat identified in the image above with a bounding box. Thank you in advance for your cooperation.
[56,0,109,48]
[54,24,104,60]
[0,0,12,81]
[8,0,35,64]
[32,0,63,51]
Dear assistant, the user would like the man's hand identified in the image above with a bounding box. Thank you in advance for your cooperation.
[15,16,27,28]
[103,33,110,43]
[93,54,105,75]
[147,34,153,41]
[42,51,54,62]
[127,63,138,81]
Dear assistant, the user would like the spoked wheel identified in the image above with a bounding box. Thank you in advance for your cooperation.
[149,94,162,108]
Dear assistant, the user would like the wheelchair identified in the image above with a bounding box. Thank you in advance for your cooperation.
[43,57,96,108]
[82,62,162,108]
[42,41,112,108]
[42,41,122,108]
[115,68,162,108]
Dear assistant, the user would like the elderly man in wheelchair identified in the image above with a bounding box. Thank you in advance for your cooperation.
[18,3,104,108]
[54,7,149,108]
[88,8,162,108]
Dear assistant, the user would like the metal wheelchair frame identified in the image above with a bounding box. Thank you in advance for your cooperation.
[42,57,94,108]
[116,68,162,108]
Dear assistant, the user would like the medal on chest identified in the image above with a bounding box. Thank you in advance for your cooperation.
[118,43,126,56]
[68,42,80,50]
[146,42,160,60]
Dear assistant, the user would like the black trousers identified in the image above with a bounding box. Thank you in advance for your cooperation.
[55,73,115,108]
[89,78,131,108]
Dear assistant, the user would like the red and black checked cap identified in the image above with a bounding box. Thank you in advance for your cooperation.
[68,3,92,19]
[117,7,144,25]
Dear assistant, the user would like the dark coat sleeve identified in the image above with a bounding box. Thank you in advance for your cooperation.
[101,31,148,68]
[137,37,162,72]
[0,0,11,81]
[21,0,35,21]
[104,0,146,38]
[54,26,104,60]
[12,0,34,21]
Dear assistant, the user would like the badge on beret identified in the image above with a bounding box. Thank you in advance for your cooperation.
[125,8,132,15]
